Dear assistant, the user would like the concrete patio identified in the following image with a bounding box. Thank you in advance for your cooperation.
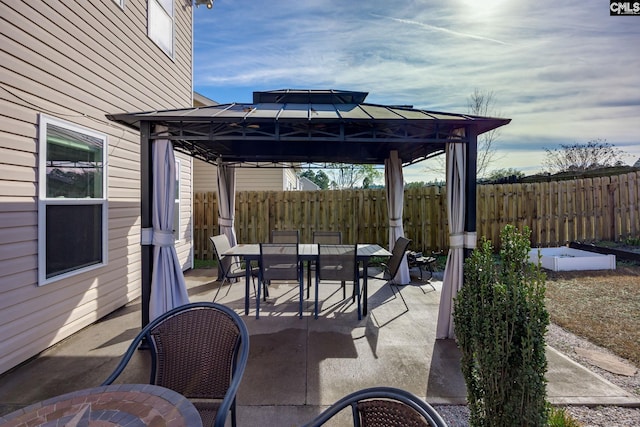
[0,267,638,425]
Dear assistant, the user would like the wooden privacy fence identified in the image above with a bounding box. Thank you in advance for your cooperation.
[193,171,639,260]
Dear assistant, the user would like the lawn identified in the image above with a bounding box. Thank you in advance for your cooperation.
[544,263,640,367]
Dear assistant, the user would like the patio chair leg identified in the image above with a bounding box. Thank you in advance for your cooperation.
[212,277,228,303]
[256,273,261,319]
[314,270,319,319]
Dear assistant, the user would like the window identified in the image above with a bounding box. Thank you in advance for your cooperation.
[174,159,180,241]
[112,0,125,8]
[38,115,108,285]
[148,0,174,57]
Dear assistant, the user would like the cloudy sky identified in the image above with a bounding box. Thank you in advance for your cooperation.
[193,0,640,183]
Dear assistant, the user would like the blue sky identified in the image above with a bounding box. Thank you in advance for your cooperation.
[193,0,640,183]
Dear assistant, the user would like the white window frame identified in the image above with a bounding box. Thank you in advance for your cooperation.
[148,0,175,58]
[174,158,181,242]
[37,115,108,286]
[112,0,125,8]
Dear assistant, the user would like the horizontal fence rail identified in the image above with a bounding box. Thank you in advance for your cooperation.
[193,171,639,260]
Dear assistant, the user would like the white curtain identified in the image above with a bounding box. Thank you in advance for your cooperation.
[384,150,410,284]
[436,141,466,339]
[216,158,237,246]
[149,135,190,322]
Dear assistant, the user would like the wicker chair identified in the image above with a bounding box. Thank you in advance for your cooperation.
[302,386,448,427]
[210,234,259,301]
[315,244,359,319]
[101,302,249,427]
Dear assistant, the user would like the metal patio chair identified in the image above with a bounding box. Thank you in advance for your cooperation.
[369,236,411,287]
[301,386,449,427]
[270,229,300,243]
[101,302,249,427]
[315,243,360,319]
[210,234,259,301]
[307,231,343,298]
[258,242,303,318]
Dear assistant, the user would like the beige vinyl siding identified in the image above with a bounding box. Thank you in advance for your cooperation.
[0,0,193,375]
[236,169,289,191]
[284,168,301,190]
[193,159,300,192]
[175,152,193,269]
[193,159,219,193]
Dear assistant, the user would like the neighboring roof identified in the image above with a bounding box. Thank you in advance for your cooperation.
[299,176,320,191]
[107,89,511,166]
[193,91,218,107]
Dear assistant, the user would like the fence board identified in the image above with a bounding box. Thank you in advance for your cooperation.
[192,171,640,259]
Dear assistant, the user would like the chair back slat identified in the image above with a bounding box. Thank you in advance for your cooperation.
[312,231,342,244]
[271,230,299,243]
[318,244,357,282]
[260,243,300,281]
[210,235,233,276]
[386,236,411,278]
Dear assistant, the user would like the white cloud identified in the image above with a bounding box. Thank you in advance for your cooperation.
[193,0,640,178]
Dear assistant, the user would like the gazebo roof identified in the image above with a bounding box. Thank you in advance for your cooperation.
[107,89,510,166]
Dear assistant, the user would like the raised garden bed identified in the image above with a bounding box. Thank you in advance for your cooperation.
[528,247,616,271]
[569,241,640,263]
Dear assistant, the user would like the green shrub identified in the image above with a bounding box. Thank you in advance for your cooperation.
[547,406,583,427]
[454,225,549,427]
[623,235,640,246]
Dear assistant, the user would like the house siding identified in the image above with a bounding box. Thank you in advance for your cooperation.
[0,0,193,375]
[193,159,301,192]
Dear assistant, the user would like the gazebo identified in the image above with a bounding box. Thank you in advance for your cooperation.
[107,89,510,339]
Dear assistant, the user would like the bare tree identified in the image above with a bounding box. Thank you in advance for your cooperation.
[327,164,382,189]
[468,89,502,178]
[544,139,627,174]
[423,89,503,178]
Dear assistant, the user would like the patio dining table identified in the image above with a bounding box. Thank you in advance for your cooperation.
[0,383,202,427]
[223,243,391,318]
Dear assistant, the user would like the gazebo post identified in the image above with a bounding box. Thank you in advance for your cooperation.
[140,121,153,329]
[464,126,478,259]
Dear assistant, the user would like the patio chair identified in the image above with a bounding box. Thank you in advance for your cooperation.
[271,229,300,243]
[258,243,303,318]
[101,302,249,427]
[307,231,343,298]
[315,244,360,319]
[369,236,411,286]
[210,234,259,301]
[301,386,449,427]
[365,236,424,307]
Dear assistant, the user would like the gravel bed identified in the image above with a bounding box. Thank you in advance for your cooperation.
[545,324,640,427]
[431,323,640,426]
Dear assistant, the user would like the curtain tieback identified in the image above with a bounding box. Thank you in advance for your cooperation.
[219,217,234,227]
[389,217,402,227]
[141,228,153,245]
[449,233,464,248]
[464,232,477,249]
[152,230,174,247]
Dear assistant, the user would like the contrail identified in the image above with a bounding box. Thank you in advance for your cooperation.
[371,13,509,46]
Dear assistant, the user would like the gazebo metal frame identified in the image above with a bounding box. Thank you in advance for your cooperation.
[107,89,511,330]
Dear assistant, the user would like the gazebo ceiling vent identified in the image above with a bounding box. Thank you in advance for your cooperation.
[253,89,369,105]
